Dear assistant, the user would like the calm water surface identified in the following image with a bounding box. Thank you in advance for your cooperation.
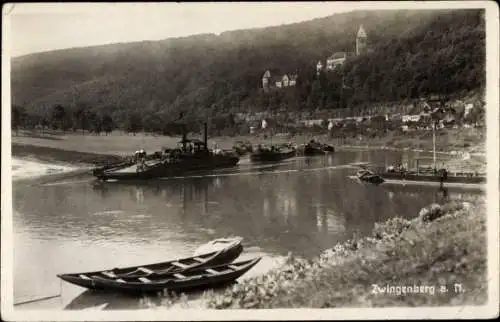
[12,150,481,310]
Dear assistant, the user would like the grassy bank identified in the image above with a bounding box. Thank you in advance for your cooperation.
[203,197,487,308]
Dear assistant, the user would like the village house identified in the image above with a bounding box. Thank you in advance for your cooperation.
[464,103,474,117]
[235,111,271,122]
[402,114,422,123]
[300,119,324,127]
[262,70,298,91]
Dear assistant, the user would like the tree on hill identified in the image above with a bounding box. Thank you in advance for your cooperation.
[11,105,26,135]
[51,104,66,132]
[72,104,89,134]
[125,113,142,135]
[86,111,102,135]
[101,113,114,135]
[11,9,485,129]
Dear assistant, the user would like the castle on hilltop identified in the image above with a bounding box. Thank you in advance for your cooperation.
[317,25,370,74]
[261,25,372,91]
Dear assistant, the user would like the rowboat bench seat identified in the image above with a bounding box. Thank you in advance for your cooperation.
[139,277,152,283]
[205,268,219,275]
[137,267,155,274]
[102,271,117,278]
[171,261,190,269]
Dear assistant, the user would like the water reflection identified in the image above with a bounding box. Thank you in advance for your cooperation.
[64,290,144,310]
[14,158,479,257]
[64,281,236,310]
[13,150,483,307]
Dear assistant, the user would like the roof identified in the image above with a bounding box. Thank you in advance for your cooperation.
[327,52,346,60]
[289,74,298,81]
[263,70,271,78]
[357,25,367,38]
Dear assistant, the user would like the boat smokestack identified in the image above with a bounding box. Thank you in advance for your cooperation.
[203,122,208,150]
[182,124,187,147]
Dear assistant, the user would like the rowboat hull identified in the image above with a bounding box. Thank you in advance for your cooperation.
[57,239,243,289]
[356,174,385,185]
[67,258,261,294]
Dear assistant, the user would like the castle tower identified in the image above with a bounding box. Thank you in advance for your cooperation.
[356,25,367,56]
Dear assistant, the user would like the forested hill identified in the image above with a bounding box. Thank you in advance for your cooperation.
[12,9,485,127]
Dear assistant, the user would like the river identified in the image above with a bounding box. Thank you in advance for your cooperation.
[11,149,482,310]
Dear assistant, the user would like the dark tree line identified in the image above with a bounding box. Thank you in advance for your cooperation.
[12,104,115,135]
[12,9,485,134]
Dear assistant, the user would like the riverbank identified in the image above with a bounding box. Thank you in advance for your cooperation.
[224,126,485,155]
[11,127,485,166]
[202,196,487,308]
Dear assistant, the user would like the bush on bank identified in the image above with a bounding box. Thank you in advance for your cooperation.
[206,197,487,308]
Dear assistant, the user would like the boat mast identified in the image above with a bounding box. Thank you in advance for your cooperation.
[425,99,437,170]
[203,122,208,151]
[432,119,436,170]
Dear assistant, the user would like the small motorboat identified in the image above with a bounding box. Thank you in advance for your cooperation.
[58,239,243,288]
[301,140,335,156]
[62,257,261,294]
[250,145,296,162]
[356,169,385,185]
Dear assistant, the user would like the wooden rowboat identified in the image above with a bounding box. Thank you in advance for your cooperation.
[356,169,385,185]
[193,237,243,256]
[57,240,243,288]
[63,257,261,294]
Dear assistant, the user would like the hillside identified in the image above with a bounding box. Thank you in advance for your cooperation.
[11,9,485,132]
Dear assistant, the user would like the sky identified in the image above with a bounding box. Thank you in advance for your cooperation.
[5,2,489,57]
[6,2,356,57]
